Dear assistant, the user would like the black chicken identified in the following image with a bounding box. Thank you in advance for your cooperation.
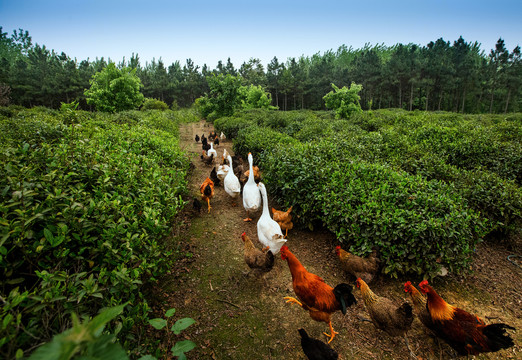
[298,329,338,360]
[195,134,200,143]
[214,137,220,146]
[192,197,202,213]
[210,166,221,187]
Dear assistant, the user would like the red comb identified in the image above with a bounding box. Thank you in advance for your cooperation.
[419,280,429,287]
[280,245,289,251]
[404,281,411,286]
[335,245,341,250]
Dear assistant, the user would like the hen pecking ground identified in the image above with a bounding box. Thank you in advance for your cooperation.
[148,120,522,360]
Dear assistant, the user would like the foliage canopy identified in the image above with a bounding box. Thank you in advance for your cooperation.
[84,62,144,112]
[323,82,363,118]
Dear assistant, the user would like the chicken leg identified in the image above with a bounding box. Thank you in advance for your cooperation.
[206,198,211,213]
[324,321,339,344]
[284,297,338,343]
[284,296,302,307]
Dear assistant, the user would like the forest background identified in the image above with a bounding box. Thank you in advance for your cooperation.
[0,27,520,114]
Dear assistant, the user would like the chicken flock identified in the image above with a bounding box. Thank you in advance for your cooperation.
[193,132,516,359]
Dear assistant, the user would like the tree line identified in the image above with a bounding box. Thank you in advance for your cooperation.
[1,27,520,113]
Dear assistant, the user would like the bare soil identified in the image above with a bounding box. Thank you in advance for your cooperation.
[149,120,522,360]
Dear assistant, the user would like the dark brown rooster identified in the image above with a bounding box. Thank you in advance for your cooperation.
[336,246,380,284]
[419,280,515,356]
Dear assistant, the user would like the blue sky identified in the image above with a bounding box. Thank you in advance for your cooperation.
[1,0,521,68]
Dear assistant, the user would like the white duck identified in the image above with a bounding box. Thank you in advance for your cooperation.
[242,153,261,222]
[257,182,286,254]
[207,142,217,159]
[224,155,241,199]
[216,164,230,182]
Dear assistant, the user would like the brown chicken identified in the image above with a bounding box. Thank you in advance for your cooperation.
[419,280,515,356]
[404,281,434,331]
[241,232,274,277]
[272,206,293,237]
[356,278,415,357]
[199,177,214,213]
[335,246,379,284]
[201,151,214,165]
[281,245,357,343]
[244,165,261,182]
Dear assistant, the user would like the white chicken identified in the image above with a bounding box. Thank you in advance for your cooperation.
[242,153,261,222]
[220,132,226,140]
[224,155,241,200]
[257,182,286,254]
[207,142,217,159]
[216,164,230,182]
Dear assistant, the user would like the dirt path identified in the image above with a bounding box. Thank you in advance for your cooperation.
[151,120,522,360]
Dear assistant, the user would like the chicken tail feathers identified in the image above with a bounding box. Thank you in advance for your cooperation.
[265,250,275,270]
[398,302,413,318]
[333,283,357,315]
[483,323,515,351]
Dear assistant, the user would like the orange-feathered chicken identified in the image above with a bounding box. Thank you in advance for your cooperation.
[244,165,261,182]
[356,278,415,357]
[280,245,357,343]
[272,206,293,237]
[419,280,515,356]
[199,177,214,213]
[336,246,379,284]
[241,232,274,276]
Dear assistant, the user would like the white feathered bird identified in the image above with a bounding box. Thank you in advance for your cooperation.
[224,155,241,199]
[207,142,217,159]
[216,164,230,182]
[242,153,261,221]
[257,182,286,254]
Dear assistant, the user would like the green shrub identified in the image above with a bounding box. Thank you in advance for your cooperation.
[321,161,487,277]
[213,115,256,139]
[141,98,169,111]
[233,126,299,166]
[323,82,363,119]
[0,110,190,359]
[261,141,338,227]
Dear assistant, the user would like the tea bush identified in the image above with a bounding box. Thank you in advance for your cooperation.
[224,108,521,277]
[0,108,193,359]
[321,161,486,277]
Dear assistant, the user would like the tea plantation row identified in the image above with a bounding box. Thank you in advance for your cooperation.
[0,107,198,359]
[214,109,522,278]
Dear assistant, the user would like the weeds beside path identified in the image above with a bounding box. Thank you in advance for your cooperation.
[149,120,521,360]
